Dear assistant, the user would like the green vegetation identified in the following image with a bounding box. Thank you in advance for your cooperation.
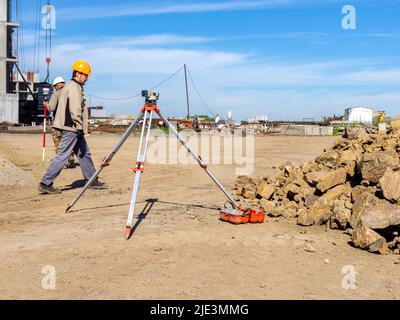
[372,118,380,127]
[195,115,213,121]
[332,127,342,136]
[159,127,169,135]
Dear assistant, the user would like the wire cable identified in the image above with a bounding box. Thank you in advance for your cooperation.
[90,93,141,101]
[90,65,184,101]
[150,65,184,90]
[186,66,216,117]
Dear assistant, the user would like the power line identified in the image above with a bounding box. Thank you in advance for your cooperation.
[150,65,184,90]
[90,65,184,101]
[90,93,141,101]
[186,66,216,117]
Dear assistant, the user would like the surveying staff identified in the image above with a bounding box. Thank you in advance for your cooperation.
[46,76,78,169]
[38,60,107,194]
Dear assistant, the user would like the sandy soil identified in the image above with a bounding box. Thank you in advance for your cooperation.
[0,133,399,300]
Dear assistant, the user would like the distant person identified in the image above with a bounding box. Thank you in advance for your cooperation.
[46,76,77,169]
[214,114,220,129]
[38,60,107,194]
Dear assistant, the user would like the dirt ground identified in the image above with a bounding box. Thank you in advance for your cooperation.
[0,133,399,300]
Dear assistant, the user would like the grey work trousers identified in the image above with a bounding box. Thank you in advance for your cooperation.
[41,131,96,186]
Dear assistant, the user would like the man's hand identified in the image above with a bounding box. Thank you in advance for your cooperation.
[76,129,84,139]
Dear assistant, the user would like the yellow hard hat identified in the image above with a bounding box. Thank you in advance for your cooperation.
[72,60,91,75]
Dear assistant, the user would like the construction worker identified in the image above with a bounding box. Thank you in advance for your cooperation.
[46,76,78,169]
[38,60,107,194]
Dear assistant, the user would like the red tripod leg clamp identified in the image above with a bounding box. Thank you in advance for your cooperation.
[100,157,111,168]
[198,155,208,169]
[132,161,145,172]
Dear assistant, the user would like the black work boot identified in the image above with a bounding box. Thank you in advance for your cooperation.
[38,182,62,194]
[88,179,109,189]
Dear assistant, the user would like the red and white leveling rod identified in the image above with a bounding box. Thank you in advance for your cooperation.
[42,99,47,165]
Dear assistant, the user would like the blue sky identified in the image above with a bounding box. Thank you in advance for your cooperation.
[15,0,400,120]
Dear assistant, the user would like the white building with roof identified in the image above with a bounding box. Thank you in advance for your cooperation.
[247,114,268,123]
[344,107,374,124]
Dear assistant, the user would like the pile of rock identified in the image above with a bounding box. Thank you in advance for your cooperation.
[0,155,35,187]
[233,122,400,255]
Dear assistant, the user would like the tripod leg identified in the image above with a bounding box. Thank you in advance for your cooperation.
[125,110,154,239]
[65,112,145,213]
[157,111,238,209]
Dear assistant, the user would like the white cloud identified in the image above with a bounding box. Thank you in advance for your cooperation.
[339,68,400,83]
[97,34,214,47]
[49,45,247,75]
[53,0,363,20]
[57,0,289,20]
[21,33,400,120]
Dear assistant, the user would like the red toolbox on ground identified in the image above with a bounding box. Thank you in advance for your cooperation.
[248,209,265,224]
[220,208,265,225]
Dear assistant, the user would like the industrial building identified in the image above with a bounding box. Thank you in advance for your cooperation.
[247,114,268,124]
[0,0,18,123]
[344,106,374,124]
[1,0,53,125]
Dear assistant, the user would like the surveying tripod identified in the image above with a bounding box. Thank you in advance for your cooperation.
[65,90,251,239]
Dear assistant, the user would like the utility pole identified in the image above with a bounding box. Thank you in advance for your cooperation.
[184,64,190,119]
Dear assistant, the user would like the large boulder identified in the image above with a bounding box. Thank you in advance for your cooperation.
[321,184,351,203]
[309,201,332,225]
[352,225,388,254]
[361,203,400,229]
[241,184,257,200]
[259,198,276,213]
[381,138,398,152]
[284,183,301,199]
[315,150,340,168]
[351,185,376,203]
[269,206,285,218]
[235,175,251,188]
[350,192,381,228]
[281,201,299,219]
[304,170,327,187]
[316,168,348,193]
[357,151,399,184]
[297,208,314,226]
[339,149,362,165]
[256,181,275,200]
[379,168,400,202]
[330,200,351,229]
